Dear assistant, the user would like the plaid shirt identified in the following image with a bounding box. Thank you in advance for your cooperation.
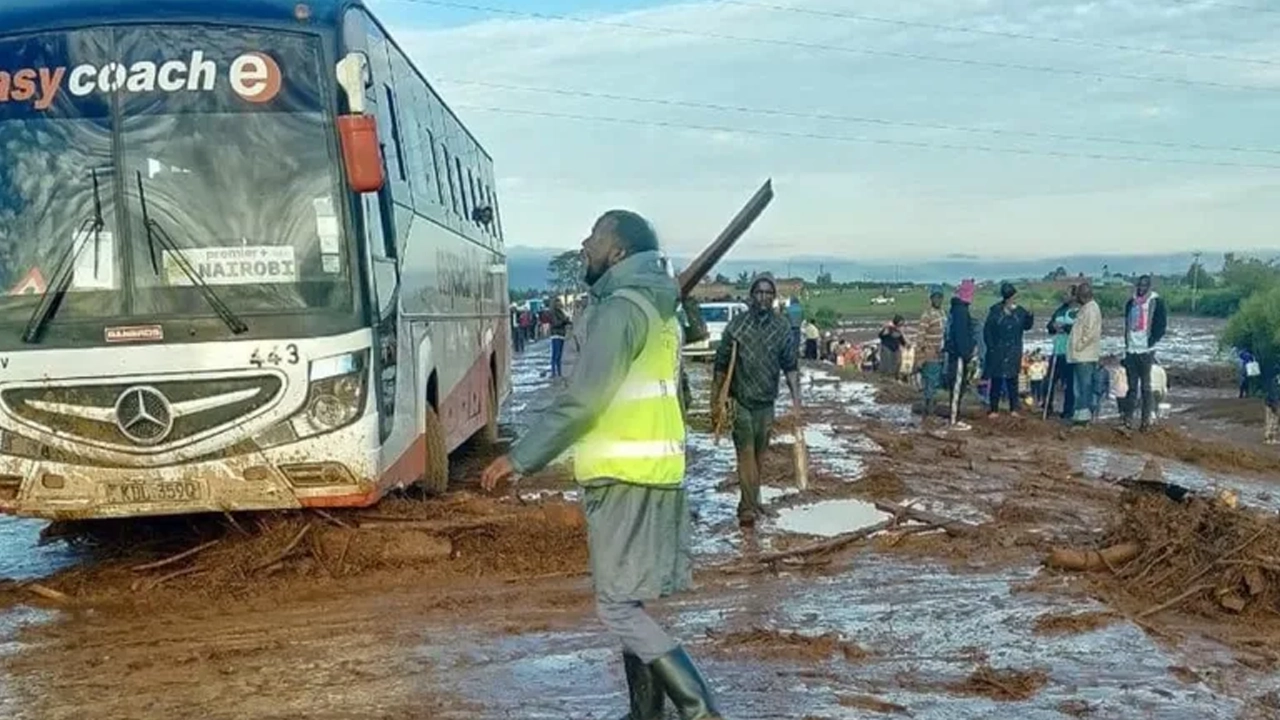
[916,308,946,363]
[715,307,798,410]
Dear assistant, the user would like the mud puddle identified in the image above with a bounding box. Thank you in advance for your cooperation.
[774,499,892,538]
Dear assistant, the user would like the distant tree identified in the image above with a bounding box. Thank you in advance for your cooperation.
[1044,266,1068,281]
[713,273,732,285]
[1222,286,1280,365]
[735,271,750,288]
[1184,261,1213,289]
[547,250,584,293]
[1221,253,1279,298]
[816,270,834,287]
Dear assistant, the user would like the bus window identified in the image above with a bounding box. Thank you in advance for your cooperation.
[443,146,459,214]
[455,157,469,219]
[383,86,407,183]
[424,130,443,206]
[467,170,480,227]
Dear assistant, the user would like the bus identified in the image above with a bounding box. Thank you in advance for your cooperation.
[0,0,511,520]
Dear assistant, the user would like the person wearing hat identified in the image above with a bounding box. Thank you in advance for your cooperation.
[916,286,947,423]
[983,282,1035,417]
[944,279,980,428]
[712,272,802,527]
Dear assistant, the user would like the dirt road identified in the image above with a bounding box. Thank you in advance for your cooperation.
[3,342,1280,719]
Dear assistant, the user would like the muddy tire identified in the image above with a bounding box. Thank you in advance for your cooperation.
[422,405,449,496]
[482,371,500,446]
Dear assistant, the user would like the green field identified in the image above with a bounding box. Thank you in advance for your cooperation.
[802,285,1070,324]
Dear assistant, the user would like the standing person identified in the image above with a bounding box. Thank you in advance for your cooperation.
[916,287,947,424]
[1045,287,1079,418]
[944,279,980,429]
[480,209,723,719]
[801,318,821,361]
[519,307,534,345]
[1239,348,1259,399]
[878,315,907,379]
[1122,274,1168,431]
[1068,282,1103,425]
[982,282,1034,418]
[549,297,572,379]
[713,273,801,528]
[786,296,804,353]
[510,303,525,354]
[1264,360,1280,445]
[1028,350,1049,406]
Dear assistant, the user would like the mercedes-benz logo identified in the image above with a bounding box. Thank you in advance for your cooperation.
[114,386,175,445]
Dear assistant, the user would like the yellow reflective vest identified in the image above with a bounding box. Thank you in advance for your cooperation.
[574,289,686,486]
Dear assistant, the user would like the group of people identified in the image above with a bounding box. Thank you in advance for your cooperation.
[509,298,575,378]
[902,275,1169,431]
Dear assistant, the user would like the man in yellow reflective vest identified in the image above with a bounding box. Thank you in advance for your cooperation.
[482,210,723,720]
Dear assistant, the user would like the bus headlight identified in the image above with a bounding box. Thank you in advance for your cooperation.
[254,350,369,449]
[292,350,369,438]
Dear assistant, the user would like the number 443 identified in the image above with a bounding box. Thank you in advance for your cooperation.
[250,344,300,367]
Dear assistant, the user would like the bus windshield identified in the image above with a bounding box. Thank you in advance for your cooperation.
[0,25,351,336]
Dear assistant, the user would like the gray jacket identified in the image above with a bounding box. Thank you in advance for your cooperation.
[510,250,681,476]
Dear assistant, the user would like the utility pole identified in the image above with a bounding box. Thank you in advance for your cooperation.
[1191,250,1203,313]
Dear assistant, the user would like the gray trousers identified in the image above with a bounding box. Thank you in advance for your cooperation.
[597,599,678,663]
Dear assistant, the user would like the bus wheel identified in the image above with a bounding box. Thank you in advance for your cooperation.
[482,372,500,446]
[422,405,449,495]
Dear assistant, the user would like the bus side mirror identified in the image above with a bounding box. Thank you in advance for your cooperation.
[335,52,384,193]
[337,115,385,193]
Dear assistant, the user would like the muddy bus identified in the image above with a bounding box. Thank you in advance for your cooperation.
[0,0,511,520]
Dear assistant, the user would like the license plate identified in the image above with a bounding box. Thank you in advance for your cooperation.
[104,480,203,505]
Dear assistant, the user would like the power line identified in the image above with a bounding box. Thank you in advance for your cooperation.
[393,0,1276,92]
[451,103,1280,169]
[1169,0,1280,14]
[716,0,1280,66]
[439,77,1280,156]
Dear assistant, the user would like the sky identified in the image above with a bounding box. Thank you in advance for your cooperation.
[367,0,1280,260]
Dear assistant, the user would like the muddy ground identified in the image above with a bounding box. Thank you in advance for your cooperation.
[3,342,1280,719]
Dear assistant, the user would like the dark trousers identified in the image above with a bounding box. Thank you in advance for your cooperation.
[512,325,525,353]
[1047,355,1075,417]
[988,376,1019,413]
[803,338,818,360]
[1123,352,1155,428]
[731,403,775,522]
[550,336,565,377]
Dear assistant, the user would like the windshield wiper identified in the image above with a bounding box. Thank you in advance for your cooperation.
[135,172,248,335]
[22,169,107,343]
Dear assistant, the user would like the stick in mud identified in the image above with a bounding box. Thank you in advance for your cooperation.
[872,501,978,538]
[727,518,900,570]
[251,523,314,573]
[131,539,220,573]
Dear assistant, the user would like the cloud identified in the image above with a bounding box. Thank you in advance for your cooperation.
[382,0,1280,258]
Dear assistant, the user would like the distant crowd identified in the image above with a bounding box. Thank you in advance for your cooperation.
[808,275,1174,433]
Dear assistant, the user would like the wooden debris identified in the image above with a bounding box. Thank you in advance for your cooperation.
[872,501,977,538]
[718,518,899,574]
[26,583,72,604]
[1046,543,1141,572]
[131,539,220,573]
[251,523,313,573]
[1138,584,1212,619]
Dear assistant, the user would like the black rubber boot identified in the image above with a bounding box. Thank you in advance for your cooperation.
[618,652,666,720]
[650,646,723,720]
